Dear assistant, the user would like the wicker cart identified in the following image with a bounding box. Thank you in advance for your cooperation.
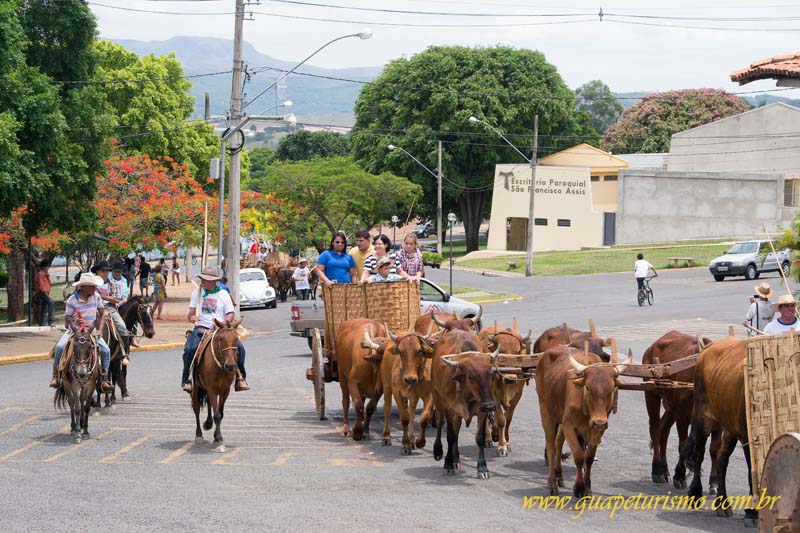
[305,282,421,420]
[744,331,800,531]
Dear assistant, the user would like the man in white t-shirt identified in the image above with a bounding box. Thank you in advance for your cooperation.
[763,294,800,335]
[292,258,311,300]
[634,253,657,292]
[746,282,774,336]
[180,266,249,392]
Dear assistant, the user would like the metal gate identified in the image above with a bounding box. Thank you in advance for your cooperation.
[603,212,616,246]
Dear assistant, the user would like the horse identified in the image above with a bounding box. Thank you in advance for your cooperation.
[99,296,156,407]
[54,324,100,444]
[191,317,243,452]
[308,267,319,300]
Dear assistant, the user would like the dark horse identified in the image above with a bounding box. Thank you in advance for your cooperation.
[192,317,243,452]
[99,296,155,407]
[54,324,100,444]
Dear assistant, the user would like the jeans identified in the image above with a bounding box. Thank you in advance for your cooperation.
[37,293,54,326]
[181,327,246,384]
[108,310,130,355]
[296,288,310,300]
[54,331,110,370]
[636,277,646,290]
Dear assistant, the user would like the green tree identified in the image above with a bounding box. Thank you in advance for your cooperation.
[351,45,586,252]
[247,146,274,181]
[575,80,623,134]
[256,157,421,251]
[601,89,751,154]
[273,130,350,162]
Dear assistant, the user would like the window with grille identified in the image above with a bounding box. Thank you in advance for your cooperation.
[784,179,800,207]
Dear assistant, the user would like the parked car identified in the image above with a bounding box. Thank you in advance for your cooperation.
[708,240,791,282]
[412,223,435,238]
[289,278,481,348]
[239,268,277,309]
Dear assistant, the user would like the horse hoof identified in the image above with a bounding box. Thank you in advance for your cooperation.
[215,445,226,453]
[708,484,718,496]
[743,517,758,529]
[673,478,686,489]
[557,479,565,488]
[716,507,733,518]
[382,439,391,446]
[401,447,412,456]
[454,462,463,471]
[478,470,490,480]
[444,467,456,476]
[415,439,426,449]
[122,395,131,401]
[74,437,82,444]
[484,440,493,448]
[195,437,205,444]
[498,448,508,457]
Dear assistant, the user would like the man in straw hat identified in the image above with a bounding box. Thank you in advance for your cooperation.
[180,266,249,393]
[763,294,800,335]
[746,282,774,337]
[50,273,112,391]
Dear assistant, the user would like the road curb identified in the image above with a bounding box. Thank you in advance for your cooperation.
[0,340,186,366]
[471,296,524,305]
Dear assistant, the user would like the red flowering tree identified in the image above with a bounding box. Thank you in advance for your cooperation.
[601,89,751,154]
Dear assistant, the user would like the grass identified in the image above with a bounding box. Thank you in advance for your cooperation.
[439,236,488,260]
[457,244,732,276]
[0,281,67,324]
[448,285,521,303]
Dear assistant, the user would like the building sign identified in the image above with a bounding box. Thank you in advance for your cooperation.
[502,171,587,196]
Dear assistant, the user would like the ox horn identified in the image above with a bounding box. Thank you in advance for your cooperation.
[568,353,588,375]
[441,356,460,368]
[696,336,705,351]
[384,322,398,343]
[490,345,500,362]
[471,306,483,325]
[361,328,380,350]
[521,330,532,343]
[432,313,447,328]
[614,349,633,377]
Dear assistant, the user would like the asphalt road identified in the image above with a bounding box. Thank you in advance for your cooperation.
[0,265,789,532]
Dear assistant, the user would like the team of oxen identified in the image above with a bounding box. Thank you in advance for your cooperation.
[331,309,756,522]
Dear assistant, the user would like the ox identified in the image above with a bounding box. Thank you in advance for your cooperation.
[415,311,458,336]
[679,337,758,524]
[334,318,386,440]
[643,330,719,491]
[431,306,483,333]
[432,328,501,478]
[536,345,631,497]
[365,326,435,454]
[478,324,532,456]
[533,322,611,362]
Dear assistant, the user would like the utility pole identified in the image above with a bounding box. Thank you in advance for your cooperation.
[525,115,539,277]
[226,0,245,312]
[437,141,443,255]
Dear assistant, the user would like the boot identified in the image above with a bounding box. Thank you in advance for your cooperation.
[182,381,193,393]
[121,336,130,366]
[235,371,250,392]
[49,366,59,389]
[100,369,113,392]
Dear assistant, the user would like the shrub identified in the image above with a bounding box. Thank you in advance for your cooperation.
[422,252,444,265]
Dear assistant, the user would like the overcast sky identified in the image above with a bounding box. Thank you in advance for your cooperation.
[92,0,800,96]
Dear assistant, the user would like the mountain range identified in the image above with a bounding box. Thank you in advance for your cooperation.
[114,36,800,127]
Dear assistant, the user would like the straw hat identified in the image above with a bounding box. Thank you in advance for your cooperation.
[754,282,773,299]
[771,294,797,312]
[298,257,308,263]
[197,266,222,281]
[72,272,103,287]
[374,256,393,271]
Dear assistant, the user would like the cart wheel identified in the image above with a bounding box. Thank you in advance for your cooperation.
[311,328,326,421]
[759,432,800,531]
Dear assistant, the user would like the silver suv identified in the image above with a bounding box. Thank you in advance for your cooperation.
[708,240,791,282]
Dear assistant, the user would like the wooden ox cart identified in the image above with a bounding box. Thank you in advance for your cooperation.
[305,282,421,420]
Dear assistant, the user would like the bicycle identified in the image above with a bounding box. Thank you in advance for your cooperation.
[637,275,656,306]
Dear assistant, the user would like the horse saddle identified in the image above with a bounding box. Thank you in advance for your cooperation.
[188,328,215,376]
[103,314,123,345]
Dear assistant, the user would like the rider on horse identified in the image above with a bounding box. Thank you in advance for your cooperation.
[50,273,113,391]
[180,266,249,393]
[93,261,132,365]
[111,261,129,303]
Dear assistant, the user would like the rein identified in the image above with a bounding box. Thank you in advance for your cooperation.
[206,328,238,370]
[69,335,98,383]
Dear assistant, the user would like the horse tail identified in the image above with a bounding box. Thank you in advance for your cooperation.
[54,385,67,411]
[197,386,207,408]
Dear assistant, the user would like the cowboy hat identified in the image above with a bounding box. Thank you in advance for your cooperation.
[90,260,111,274]
[754,282,773,299]
[72,272,103,288]
[112,261,125,272]
[771,294,797,312]
[197,266,222,281]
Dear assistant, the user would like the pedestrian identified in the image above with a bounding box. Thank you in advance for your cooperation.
[634,253,657,292]
[360,234,408,283]
[397,232,425,279]
[159,258,167,279]
[171,256,181,286]
[125,256,135,294]
[746,282,774,336]
[292,258,311,300]
[138,255,151,298]
[348,229,374,280]
[764,294,800,334]
[316,231,357,287]
[220,257,228,279]
[34,259,55,327]
[152,264,167,319]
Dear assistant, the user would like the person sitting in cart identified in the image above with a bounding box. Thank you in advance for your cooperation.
[763,294,800,335]
[367,256,405,283]
[316,231,356,287]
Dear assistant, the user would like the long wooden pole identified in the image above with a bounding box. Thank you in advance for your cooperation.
[763,227,793,297]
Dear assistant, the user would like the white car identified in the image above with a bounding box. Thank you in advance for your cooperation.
[239,268,277,309]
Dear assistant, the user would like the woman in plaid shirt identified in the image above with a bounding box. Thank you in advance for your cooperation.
[397,232,425,279]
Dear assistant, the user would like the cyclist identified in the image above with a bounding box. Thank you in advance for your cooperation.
[634,253,657,293]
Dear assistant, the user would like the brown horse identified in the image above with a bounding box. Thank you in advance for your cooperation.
[54,324,100,444]
[191,317,243,452]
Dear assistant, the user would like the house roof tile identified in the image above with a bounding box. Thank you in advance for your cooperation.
[730,52,800,85]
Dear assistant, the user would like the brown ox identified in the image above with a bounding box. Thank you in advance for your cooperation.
[533,324,611,362]
[432,329,500,478]
[643,330,720,491]
[536,345,631,497]
[366,327,435,454]
[679,337,757,524]
[414,311,458,336]
[334,318,386,441]
[431,306,483,333]
[478,325,531,457]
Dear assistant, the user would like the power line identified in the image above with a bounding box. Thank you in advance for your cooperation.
[256,11,597,27]
[603,17,800,32]
[261,0,594,17]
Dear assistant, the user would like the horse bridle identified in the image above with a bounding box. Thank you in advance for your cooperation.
[208,329,239,370]
[70,334,98,383]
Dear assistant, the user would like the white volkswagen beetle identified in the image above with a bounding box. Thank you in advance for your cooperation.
[239,268,277,309]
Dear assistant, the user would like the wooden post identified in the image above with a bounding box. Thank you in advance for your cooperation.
[763,227,794,309]
[584,340,589,365]
[513,317,518,334]
[742,351,758,494]
[563,323,571,343]
[729,325,735,337]
[610,337,618,364]
[588,317,597,338]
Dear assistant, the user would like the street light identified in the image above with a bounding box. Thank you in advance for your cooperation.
[387,144,444,255]
[447,212,457,295]
[391,215,399,247]
[259,100,293,115]
[468,115,538,277]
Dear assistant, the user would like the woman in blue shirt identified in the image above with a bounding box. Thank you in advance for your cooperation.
[316,231,357,287]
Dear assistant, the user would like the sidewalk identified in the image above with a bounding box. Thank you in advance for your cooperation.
[0,280,198,363]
